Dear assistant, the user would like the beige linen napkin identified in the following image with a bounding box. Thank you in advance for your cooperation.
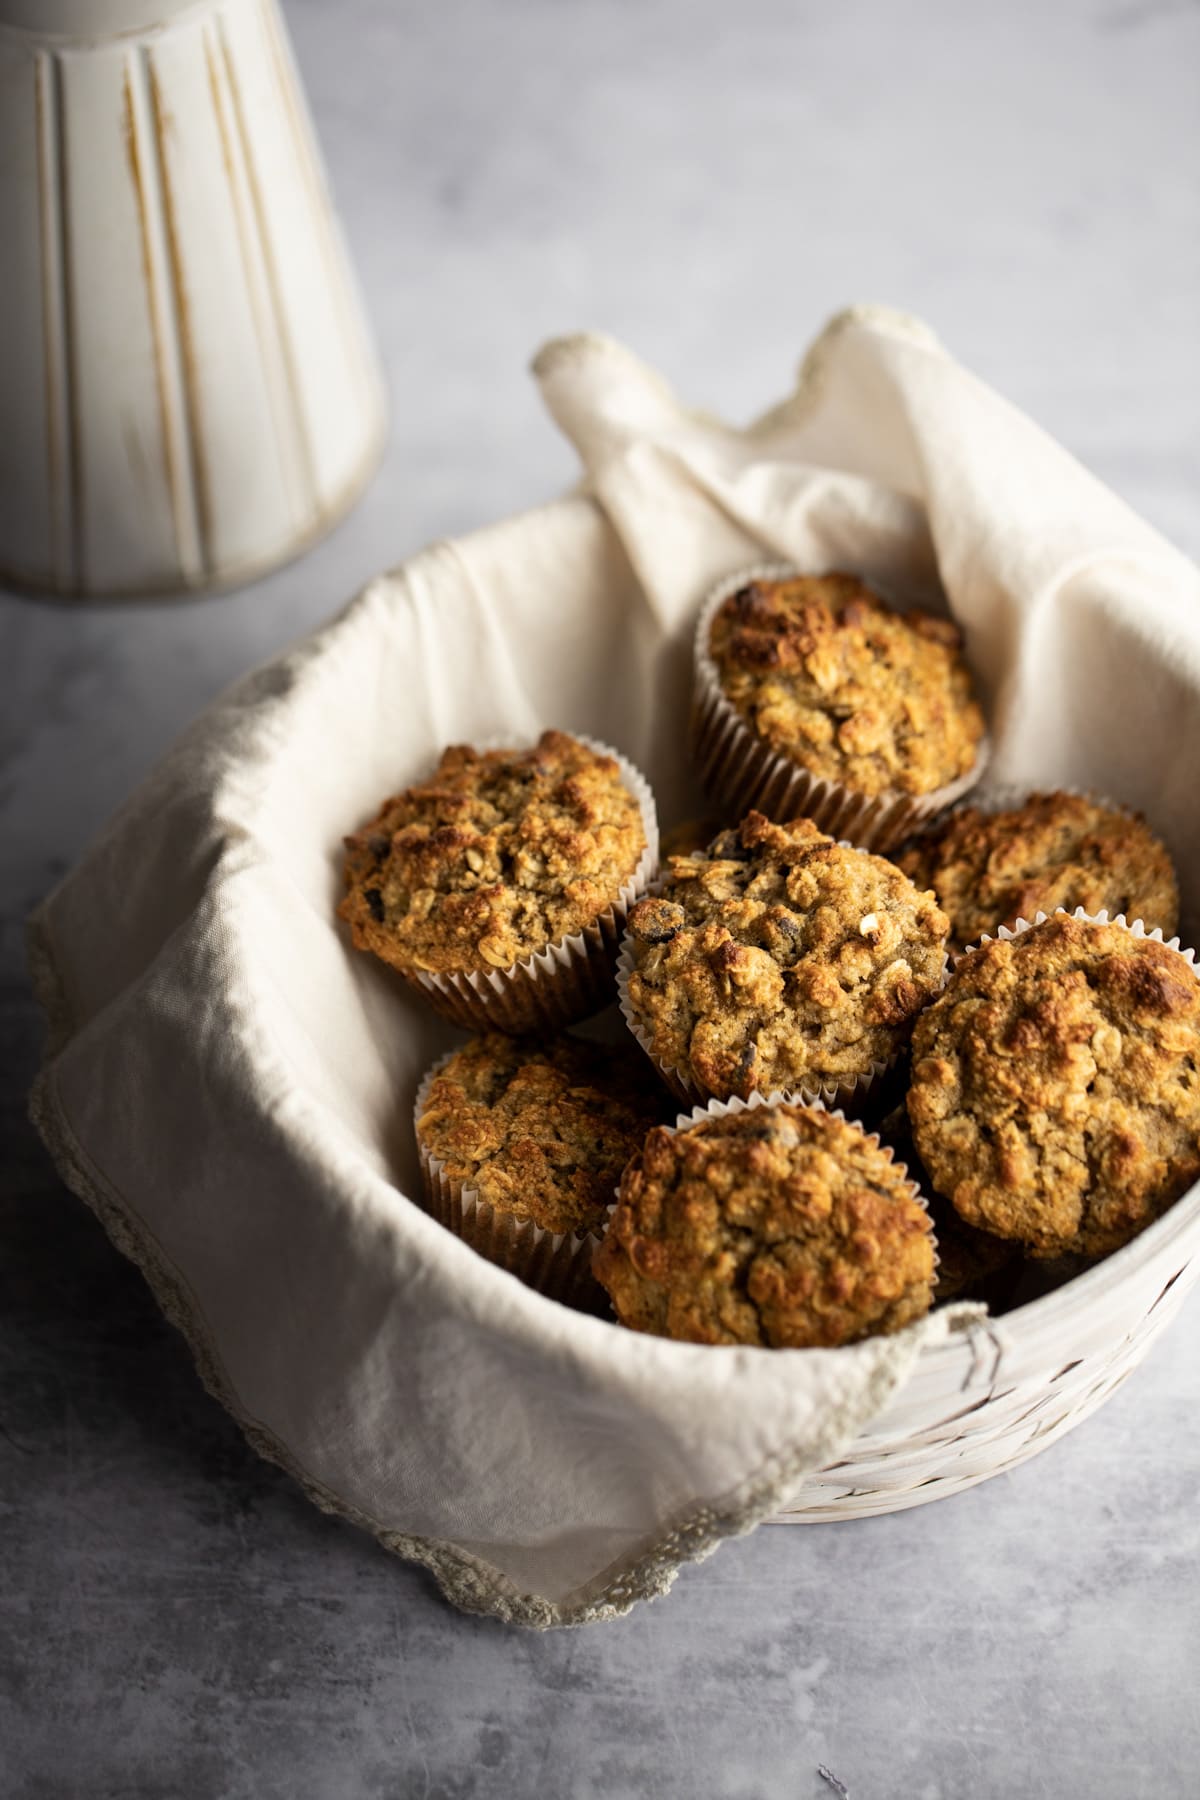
[29,306,1200,1626]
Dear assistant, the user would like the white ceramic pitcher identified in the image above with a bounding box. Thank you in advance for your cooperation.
[0,0,387,598]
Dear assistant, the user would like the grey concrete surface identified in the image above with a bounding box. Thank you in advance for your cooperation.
[3,1,1199,1795]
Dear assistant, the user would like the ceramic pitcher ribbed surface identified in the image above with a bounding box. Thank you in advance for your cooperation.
[0,0,387,597]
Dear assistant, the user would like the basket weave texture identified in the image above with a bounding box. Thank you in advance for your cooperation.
[774,1249,1193,1520]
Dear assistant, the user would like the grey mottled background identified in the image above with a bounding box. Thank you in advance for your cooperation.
[3,1,1199,1796]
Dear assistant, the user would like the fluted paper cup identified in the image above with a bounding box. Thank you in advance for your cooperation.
[960,905,1198,970]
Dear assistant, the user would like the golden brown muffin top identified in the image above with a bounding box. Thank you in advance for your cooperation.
[908,915,1200,1259]
[593,1102,935,1348]
[707,573,985,797]
[415,1033,663,1236]
[624,812,950,1101]
[339,730,647,977]
[898,790,1180,951]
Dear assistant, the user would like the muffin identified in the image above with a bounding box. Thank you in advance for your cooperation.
[692,568,987,851]
[414,1033,664,1300]
[908,913,1200,1259]
[618,811,950,1107]
[340,729,657,1033]
[898,790,1180,951]
[593,1098,936,1348]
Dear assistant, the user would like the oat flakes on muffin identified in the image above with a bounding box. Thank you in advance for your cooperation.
[621,811,950,1105]
[907,914,1200,1260]
[705,572,986,799]
[415,1032,663,1238]
[897,790,1179,951]
[339,729,652,1029]
[593,1099,936,1348]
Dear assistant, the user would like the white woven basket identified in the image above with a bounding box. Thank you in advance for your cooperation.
[26,467,1200,1620]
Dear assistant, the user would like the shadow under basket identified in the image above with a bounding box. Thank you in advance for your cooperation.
[767,1203,1195,1520]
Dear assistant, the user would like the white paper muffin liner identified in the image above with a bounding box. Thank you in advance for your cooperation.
[412,1052,605,1307]
[608,1086,940,1287]
[400,732,659,1035]
[957,905,1198,974]
[690,562,990,853]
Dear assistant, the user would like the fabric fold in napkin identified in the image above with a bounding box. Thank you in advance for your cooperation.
[29,306,1200,1626]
